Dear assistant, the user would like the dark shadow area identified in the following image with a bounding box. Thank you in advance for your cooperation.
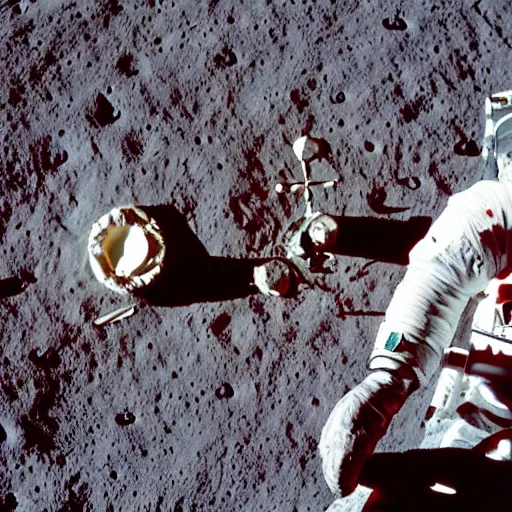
[330,215,432,265]
[359,447,512,511]
[135,205,270,307]
[134,206,432,306]
[0,270,37,298]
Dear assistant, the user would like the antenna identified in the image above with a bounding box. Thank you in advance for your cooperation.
[275,136,338,218]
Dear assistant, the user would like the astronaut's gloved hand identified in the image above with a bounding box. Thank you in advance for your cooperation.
[319,369,418,497]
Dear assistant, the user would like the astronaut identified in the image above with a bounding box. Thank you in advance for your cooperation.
[319,91,512,497]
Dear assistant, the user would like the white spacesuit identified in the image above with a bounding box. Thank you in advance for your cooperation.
[429,277,512,454]
[319,92,512,499]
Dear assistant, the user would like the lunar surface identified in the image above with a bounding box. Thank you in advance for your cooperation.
[0,0,510,510]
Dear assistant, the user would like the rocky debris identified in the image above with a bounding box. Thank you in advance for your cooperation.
[307,214,339,251]
[87,93,120,128]
[253,259,294,297]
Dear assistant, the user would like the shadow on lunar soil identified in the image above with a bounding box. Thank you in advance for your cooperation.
[134,204,270,307]
[360,447,512,512]
[0,271,37,298]
[133,205,431,308]
[330,215,432,266]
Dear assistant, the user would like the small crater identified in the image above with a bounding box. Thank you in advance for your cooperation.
[383,15,407,31]
[364,141,375,152]
[454,138,481,157]
[115,412,136,426]
[329,90,345,104]
[87,93,120,128]
[215,383,234,399]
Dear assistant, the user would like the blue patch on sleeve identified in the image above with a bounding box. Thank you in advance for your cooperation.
[384,332,402,351]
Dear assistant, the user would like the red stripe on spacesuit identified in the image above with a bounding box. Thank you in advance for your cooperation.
[497,284,512,304]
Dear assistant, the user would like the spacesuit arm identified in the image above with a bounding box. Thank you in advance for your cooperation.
[369,180,512,386]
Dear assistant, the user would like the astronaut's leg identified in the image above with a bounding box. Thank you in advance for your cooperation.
[441,375,512,449]
[440,418,494,449]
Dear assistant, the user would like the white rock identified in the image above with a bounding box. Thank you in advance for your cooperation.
[253,260,292,297]
[307,214,338,250]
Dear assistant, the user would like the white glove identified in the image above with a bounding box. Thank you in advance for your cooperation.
[319,370,417,497]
